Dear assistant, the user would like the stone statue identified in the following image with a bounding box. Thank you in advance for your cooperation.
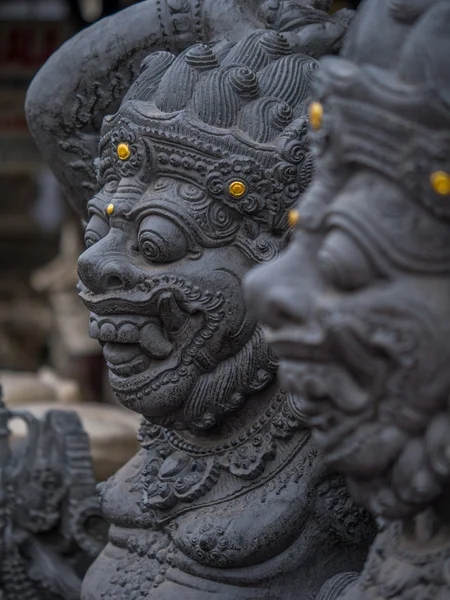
[26,1,375,599]
[0,385,106,599]
[25,0,353,221]
[245,1,450,598]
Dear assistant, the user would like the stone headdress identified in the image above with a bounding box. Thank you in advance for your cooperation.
[305,0,450,275]
[93,31,318,253]
[25,0,353,228]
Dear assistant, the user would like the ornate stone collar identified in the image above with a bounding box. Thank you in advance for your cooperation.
[132,391,309,521]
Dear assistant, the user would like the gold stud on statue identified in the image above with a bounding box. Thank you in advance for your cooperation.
[229,181,247,198]
[117,142,131,161]
[106,203,114,216]
[431,171,450,196]
[288,209,299,228]
[309,101,324,131]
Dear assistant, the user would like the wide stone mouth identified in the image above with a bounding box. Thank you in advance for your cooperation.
[89,314,171,378]
[264,325,332,363]
[89,289,194,381]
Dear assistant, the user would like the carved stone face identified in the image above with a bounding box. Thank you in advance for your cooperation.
[78,170,263,427]
[247,170,450,518]
[76,34,320,429]
[246,46,450,517]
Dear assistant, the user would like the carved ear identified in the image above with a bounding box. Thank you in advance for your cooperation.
[26,2,171,218]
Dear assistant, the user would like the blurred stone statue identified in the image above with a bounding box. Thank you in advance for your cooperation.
[0,385,107,600]
[246,1,450,598]
[26,1,375,599]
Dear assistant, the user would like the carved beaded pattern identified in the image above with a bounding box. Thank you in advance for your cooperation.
[101,533,175,598]
[185,521,236,568]
[98,117,306,233]
[134,390,309,521]
[161,390,286,456]
[156,0,205,52]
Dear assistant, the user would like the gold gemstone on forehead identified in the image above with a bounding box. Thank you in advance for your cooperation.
[117,142,131,161]
[106,203,114,215]
[309,101,323,131]
[431,170,450,196]
[288,209,300,228]
[229,180,247,198]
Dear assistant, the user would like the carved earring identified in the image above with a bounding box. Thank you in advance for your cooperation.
[309,101,323,131]
[288,209,300,227]
[106,203,114,215]
[229,181,247,198]
[431,171,450,196]
[117,142,131,161]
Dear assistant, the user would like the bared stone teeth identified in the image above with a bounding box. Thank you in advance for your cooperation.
[131,359,149,375]
[140,322,173,359]
[100,322,117,342]
[158,291,188,334]
[117,323,140,344]
[89,319,100,339]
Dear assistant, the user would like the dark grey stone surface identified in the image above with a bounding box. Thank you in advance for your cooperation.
[26,2,375,598]
[245,1,450,598]
[0,385,106,600]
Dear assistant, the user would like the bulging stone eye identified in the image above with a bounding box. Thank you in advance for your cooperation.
[84,214,110,248]
[138,216,188,264]
[318,229,377,291]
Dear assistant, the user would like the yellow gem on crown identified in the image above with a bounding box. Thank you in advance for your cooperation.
[106,203,114,215]
[117,142,131,161]
[229,180,247,198]
[309,101,324,131]
[431,171,450,196]
[288,209,300,228]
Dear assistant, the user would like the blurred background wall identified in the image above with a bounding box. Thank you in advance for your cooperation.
[0,0,139,399]
[0,0,147,481]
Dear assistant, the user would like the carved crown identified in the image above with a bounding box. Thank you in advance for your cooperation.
[95,31,318,233]
[309,1,450,222]
[303,1,450,274]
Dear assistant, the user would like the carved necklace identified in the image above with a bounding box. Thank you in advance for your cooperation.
[135,389,310,522]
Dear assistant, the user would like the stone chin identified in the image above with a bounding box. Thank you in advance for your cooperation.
[81,275,275,429]
[109,322,276,430]
[79,276,215,420]
[90,308,205,420]
[278,359,379,474]
[264,307,388,471]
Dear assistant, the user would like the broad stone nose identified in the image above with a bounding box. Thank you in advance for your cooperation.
[78,232,141,295]
[244,256,311,330]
